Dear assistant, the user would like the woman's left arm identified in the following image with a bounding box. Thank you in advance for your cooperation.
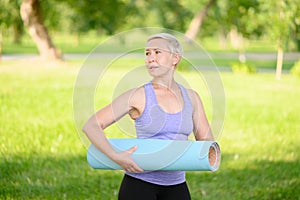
[188,89,214,141]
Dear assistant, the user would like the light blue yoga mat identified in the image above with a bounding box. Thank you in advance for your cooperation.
[87,138,221,171]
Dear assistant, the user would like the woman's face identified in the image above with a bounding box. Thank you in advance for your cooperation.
[145,38,177,77]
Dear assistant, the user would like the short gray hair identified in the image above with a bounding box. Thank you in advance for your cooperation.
[147,33,183,55]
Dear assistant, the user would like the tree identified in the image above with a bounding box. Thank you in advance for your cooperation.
[2,0,25,43]
[0,0,25,59]
[148,0,192,31]
[290,0,300,51]
[258,0,298,80]
[61,0,191,36]
[62,0,135,35]
[214,0,263,61]
[185,0,216,41]
[20,0,61,60]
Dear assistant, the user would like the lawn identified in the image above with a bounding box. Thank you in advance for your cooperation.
[2,32,299,71]
[0,58,299,199]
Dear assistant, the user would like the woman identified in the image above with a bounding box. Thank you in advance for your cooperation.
[82,33,214,200]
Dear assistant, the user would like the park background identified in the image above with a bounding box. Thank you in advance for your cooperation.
[1,0,300,199]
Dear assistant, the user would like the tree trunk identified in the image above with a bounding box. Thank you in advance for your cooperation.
[185,0,216,41]
[276,46,283,80]
[229,28,246,63]
[13,21,24,44]
[20,0,61,60]
[295,39,300,51]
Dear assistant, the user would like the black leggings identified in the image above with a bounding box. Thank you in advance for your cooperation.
[118,174,191,200]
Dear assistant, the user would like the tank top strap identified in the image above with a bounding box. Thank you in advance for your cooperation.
[144,82,193,112]
[143,82,156,109]
[178,84,193,111]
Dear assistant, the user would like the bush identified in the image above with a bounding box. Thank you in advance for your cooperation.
[291,60,300,77]
[231,61,256,74]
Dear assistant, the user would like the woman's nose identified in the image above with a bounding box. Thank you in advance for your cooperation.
[146,56,154,63]
[147,54,155,63]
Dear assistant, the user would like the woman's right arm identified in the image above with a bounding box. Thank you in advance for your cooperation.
[82,89,144,173]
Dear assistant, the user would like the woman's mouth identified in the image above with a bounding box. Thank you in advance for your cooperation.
[148,65,159,70]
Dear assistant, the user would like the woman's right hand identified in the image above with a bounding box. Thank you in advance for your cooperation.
[112,146,144,173]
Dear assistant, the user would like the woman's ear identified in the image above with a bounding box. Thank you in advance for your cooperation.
[173,53,181,66]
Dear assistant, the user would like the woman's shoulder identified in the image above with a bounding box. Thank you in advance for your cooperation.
[185,87,198,98]
[185,88,202,107]
[126,85,146,104]
[131,85,146,96]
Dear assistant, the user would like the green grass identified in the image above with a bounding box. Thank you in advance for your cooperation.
[0,31,287,54]
[2,38,298,72]
[1,32,104,54]
[2,32,299,72]
[0,59,299,199]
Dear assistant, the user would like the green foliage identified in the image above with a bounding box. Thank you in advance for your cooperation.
[39,1,71,32]
[1,0,300,52]
[290,0,300,51]
[1,61,299,199]
[0,0,23,27]
[120,0,193,32]
[258,0,298,50]
[213,0,263,38]
[148,0,192,31]
[0,0,24,42]
[61,0,134,34]
[231,61,256,74]
[291,60,300,77]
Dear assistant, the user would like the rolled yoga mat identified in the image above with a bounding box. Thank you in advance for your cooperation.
[87,138,221,171]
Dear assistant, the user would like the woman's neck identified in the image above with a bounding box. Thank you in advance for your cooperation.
[151,78,177,90]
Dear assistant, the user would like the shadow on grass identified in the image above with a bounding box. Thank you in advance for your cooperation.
[1,153,299,200]
[1,154,123,200]
[187,153,300,200]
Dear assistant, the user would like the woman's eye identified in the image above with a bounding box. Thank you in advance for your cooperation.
[145,52,150,56]
[155,50,161,54]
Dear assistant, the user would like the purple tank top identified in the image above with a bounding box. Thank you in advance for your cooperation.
[126,82,194,185]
